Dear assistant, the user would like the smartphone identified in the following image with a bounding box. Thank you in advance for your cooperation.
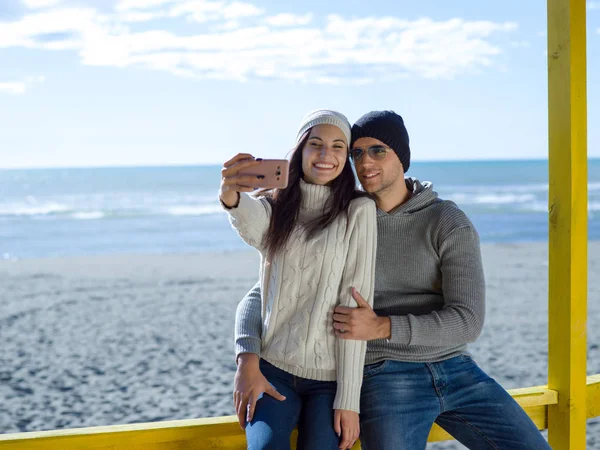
[239,159,290,189]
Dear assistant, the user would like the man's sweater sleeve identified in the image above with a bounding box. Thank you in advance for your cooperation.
[388,226,485,347]
[224,193,271,251]
[334,199,377,412]
[235,280,263,358]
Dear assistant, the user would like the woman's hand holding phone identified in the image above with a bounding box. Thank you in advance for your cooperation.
[219,153,261,208]
[220,153,290,208]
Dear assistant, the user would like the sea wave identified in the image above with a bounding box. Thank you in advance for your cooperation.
[447,193,537,206]
[166,205,224,216]
[72,212,105,220]
[521,202,600,213]
[0,202,71,216]
[2,187,599,220]
[448,195,600,213]
[443,182,600,194]
[0,201,225,219]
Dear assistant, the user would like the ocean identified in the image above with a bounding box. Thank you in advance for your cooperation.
[1,160,599,259]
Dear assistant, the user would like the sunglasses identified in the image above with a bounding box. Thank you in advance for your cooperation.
[349,145,392,163]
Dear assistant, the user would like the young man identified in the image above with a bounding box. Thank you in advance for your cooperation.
[234,111,550,449]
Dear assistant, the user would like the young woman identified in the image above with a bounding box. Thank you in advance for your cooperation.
[219,110,376,450]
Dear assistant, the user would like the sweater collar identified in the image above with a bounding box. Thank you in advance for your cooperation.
[300,178,331,211]
[377,177,438,216]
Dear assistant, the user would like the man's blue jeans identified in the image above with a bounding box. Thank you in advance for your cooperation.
[360,355,551,450]
[245,359,340,450]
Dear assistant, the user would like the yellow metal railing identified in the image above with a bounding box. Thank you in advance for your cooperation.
[0,378,598,449]
[547,0,588,448]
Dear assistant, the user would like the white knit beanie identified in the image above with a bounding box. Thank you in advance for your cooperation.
[295,109,352,146]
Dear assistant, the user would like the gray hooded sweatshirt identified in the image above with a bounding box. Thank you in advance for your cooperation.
[235,178,486,364]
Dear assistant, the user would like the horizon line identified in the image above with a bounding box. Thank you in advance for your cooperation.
[2,156,600,171]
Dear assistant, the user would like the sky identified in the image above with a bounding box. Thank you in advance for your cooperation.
[0,0,599,169]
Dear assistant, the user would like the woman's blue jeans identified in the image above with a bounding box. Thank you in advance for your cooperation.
[359,355,551,450]
[245,359,340,450]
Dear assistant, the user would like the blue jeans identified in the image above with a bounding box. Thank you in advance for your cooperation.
[246,359,340,450]
[360,355,551,450]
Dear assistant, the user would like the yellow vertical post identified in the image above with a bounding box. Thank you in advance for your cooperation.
[547,0,588,448]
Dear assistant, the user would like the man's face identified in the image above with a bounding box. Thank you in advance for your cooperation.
[352,137,405,196]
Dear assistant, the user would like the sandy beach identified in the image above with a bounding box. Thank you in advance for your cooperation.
[1,243,599,448]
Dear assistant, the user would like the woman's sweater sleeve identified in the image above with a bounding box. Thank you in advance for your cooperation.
[334,198,377,412]
[224,193,272,252]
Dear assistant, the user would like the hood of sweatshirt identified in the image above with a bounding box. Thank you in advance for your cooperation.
[377,177,441,217]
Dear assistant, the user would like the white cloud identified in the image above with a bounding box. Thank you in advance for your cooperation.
[0,8,99,49]
[0,76,45,95]
[0,3,519,85]
[221,2,262,19]
[213,20,240,30]
[21,0,63,8]
[0,82,27,94]
[116,0,177,11]
[114,0,263,23]
[117,11,164,22]
[169,1,262,23]
[264,13,312,27]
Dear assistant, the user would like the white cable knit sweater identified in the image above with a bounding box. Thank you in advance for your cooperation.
[225,179,376,412]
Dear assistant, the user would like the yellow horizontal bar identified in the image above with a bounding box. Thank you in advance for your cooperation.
[587,374,600,419]
[0,380,591,450]
[427,385,557,442]
[506,385,559,408]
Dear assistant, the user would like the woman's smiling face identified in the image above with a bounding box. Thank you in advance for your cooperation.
[301,124,348,185]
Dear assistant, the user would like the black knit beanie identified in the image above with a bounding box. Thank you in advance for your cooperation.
[350,110,411,172]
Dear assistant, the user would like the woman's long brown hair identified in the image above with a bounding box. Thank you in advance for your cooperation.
[259,129,370,259]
